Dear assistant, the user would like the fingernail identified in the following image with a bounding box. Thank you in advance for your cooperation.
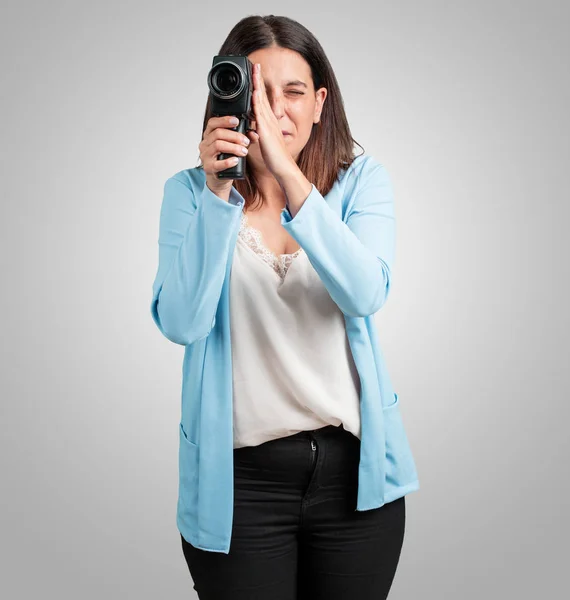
[230,117,239,125]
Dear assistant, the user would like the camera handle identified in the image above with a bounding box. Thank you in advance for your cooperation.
[216,115,251,180]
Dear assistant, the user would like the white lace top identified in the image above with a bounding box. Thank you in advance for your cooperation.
[229,212,362,449]
[238,212,303,279]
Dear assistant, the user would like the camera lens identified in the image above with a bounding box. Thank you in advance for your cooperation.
[208,62,246,99]
[217,68,238,92]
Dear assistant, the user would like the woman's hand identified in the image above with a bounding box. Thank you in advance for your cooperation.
[199,115,250,197]
[247,63,295,179]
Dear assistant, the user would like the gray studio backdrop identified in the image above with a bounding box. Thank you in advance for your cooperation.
[1,1,568,598]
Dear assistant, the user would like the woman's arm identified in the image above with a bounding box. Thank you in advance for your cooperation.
[150,174,243,345]
[279,157,396,318]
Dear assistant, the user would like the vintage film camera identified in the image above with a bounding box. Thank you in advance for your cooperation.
[207,55,255,180]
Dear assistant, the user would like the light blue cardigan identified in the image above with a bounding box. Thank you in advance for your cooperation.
[150,154,420,553]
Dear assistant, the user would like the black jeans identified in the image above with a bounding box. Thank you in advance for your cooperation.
[180,423,406,600]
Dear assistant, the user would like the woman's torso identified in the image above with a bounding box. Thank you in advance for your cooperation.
[229,203,362,449]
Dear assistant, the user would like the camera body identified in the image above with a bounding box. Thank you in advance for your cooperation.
[207,55,254,180]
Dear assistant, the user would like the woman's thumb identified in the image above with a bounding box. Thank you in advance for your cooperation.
[247,130,259,144]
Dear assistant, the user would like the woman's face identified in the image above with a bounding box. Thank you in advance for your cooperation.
[246,46,327,167]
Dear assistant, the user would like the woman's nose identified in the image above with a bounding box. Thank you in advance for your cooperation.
[267,91,285,118]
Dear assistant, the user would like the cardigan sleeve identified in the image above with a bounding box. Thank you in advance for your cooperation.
[280,157,396,318]
[150,174,243,345]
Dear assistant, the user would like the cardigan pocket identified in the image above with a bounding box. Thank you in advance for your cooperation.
[383,393,419,490]
[178,422,199,516]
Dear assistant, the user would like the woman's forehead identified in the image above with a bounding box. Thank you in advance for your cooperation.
[249,48,311,81]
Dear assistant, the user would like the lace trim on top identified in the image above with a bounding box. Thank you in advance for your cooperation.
[238,212,302,279]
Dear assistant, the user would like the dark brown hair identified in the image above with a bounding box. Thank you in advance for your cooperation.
[196,14,364,210]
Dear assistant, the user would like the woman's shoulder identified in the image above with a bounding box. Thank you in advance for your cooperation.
[166,165,206,190]
[333,154,388,195]
[344,153,386,178]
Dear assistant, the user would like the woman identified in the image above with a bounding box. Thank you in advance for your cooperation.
[150,14,420,600]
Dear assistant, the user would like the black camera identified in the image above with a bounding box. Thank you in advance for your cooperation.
[207,55,254,180]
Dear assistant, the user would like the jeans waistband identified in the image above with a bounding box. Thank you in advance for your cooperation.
[283,423,355,441]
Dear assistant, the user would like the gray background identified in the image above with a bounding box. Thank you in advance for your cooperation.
[1,0,568,598]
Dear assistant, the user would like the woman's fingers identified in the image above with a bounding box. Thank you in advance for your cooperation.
[211,138,249,157]
[203,115,238,138]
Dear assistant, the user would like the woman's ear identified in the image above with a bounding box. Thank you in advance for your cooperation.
[314,87,327,123]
